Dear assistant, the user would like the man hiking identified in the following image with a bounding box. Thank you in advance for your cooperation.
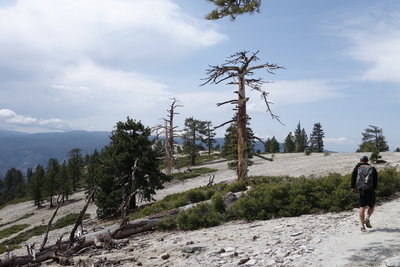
[351,155,378,232]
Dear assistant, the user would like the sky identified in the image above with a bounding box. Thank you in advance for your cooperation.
[0,0,399,152]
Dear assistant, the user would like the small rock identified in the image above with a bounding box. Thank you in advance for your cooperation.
[384,255,400,267]
[186,241,194,245]
[238,258,250,265]
[137,262,142,266]
[233,252,239,257]
[219,248,226,253]
[244,259,257,266]
[161,253,170,260]
[290,232,303,237]
[252,235,259,240]
[182,246,203,253]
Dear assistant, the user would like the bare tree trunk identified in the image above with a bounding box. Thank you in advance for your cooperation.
[237,76,248,180]
[166,120,173,175]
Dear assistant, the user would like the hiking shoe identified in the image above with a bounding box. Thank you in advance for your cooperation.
[364,218,372,228]
[361,226,366,232]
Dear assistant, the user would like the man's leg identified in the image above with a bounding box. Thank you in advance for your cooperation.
[367,206,374,219]
[359,206,366,227]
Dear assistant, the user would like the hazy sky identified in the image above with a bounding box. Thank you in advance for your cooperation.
[0,0,399,152]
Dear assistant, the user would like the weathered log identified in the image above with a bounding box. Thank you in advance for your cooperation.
[1,191,244,266]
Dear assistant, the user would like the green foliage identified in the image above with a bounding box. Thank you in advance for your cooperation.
[155,216,177,231]
[171,167,218,181]
[375,167,400,198]
[0,224,30,239]
[283,132,295,153]
[182,117,208,165]
[357,125,389,152]
[294,122,308,153]
[174,154,221,169]
[177,203,222,230]
[96,117,169,219]
[309,122,325,152]
[370,150,386,164]
[52,213,90,229]
[229,173,359,220]
[205,0,261,20]
[211,193,225,212]
[305,147,312,155]
[0,213,91,254]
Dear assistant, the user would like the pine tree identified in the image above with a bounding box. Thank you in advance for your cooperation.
[3,168,25,202]
[182,117,207,165]
[294,122,308,152]
[309,122,325,152]
[96,117,169,219]
[269,136,280,153]
[283,132,295,153]
[264,138,272,153]
[30,164,45,208]
[206,0,261,20]
[357,125,389,152]
[45,158,60,208]
[67,148,84,192]
[58,162,71,202]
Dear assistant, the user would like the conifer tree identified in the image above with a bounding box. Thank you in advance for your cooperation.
[283,132,295,153]
[206,0,261,20]
[67,148,84,192]
[294,122,308,152]
[357,125,389,152]
[309,122,325,152]
[30,164,45,208]
[264,138,271,153]
[3,168,25,201]
[182,117,207,165]
[96,117,169,219]
[269,136,280,153]
[45,158,60,208]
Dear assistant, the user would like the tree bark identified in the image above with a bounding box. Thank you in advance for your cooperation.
[237,74,248,180]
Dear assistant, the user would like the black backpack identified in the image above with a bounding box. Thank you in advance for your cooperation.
[356,165,374,191]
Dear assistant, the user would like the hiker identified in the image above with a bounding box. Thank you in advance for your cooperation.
[351,155,378,232]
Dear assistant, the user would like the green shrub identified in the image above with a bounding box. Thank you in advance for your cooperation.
[211,193,225,213]
[0,224,30,239]
[156,216,177,231]
[223,180,248,193]
[177,203,222,230]
[172,167,218,181]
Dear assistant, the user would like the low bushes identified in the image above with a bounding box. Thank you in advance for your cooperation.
[171,167,218,181]
[166,167,400,230]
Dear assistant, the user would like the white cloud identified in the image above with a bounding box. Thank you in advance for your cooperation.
[340,12,400,85]
[0,108,65,130]
[0,0,226,70]
[246,79,345,112]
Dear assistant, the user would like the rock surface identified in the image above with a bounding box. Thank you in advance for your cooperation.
[1,152,400,266]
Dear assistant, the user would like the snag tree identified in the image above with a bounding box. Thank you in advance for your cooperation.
[202,50,282,180]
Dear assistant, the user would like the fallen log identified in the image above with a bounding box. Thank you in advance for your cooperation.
[0,190,245,266]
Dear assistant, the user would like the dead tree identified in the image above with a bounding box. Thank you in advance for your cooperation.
[153,98,182,175]
[202,50,282,180]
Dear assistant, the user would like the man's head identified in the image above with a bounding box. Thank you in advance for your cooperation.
[360,155,369,162]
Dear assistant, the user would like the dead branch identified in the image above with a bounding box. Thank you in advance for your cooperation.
[216,99,238,107]
[214,119,235,130]
[40,195,62,251]
[67,190,95,249]
[252,153,274,161]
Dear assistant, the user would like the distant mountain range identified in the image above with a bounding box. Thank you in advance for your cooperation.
[0,130,111,178]
[0,129,269,179]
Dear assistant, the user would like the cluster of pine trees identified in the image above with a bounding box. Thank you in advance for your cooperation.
[264,122,325,153]
[0,149,85,208]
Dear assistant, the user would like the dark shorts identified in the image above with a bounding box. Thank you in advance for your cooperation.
[358,189,376,208]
